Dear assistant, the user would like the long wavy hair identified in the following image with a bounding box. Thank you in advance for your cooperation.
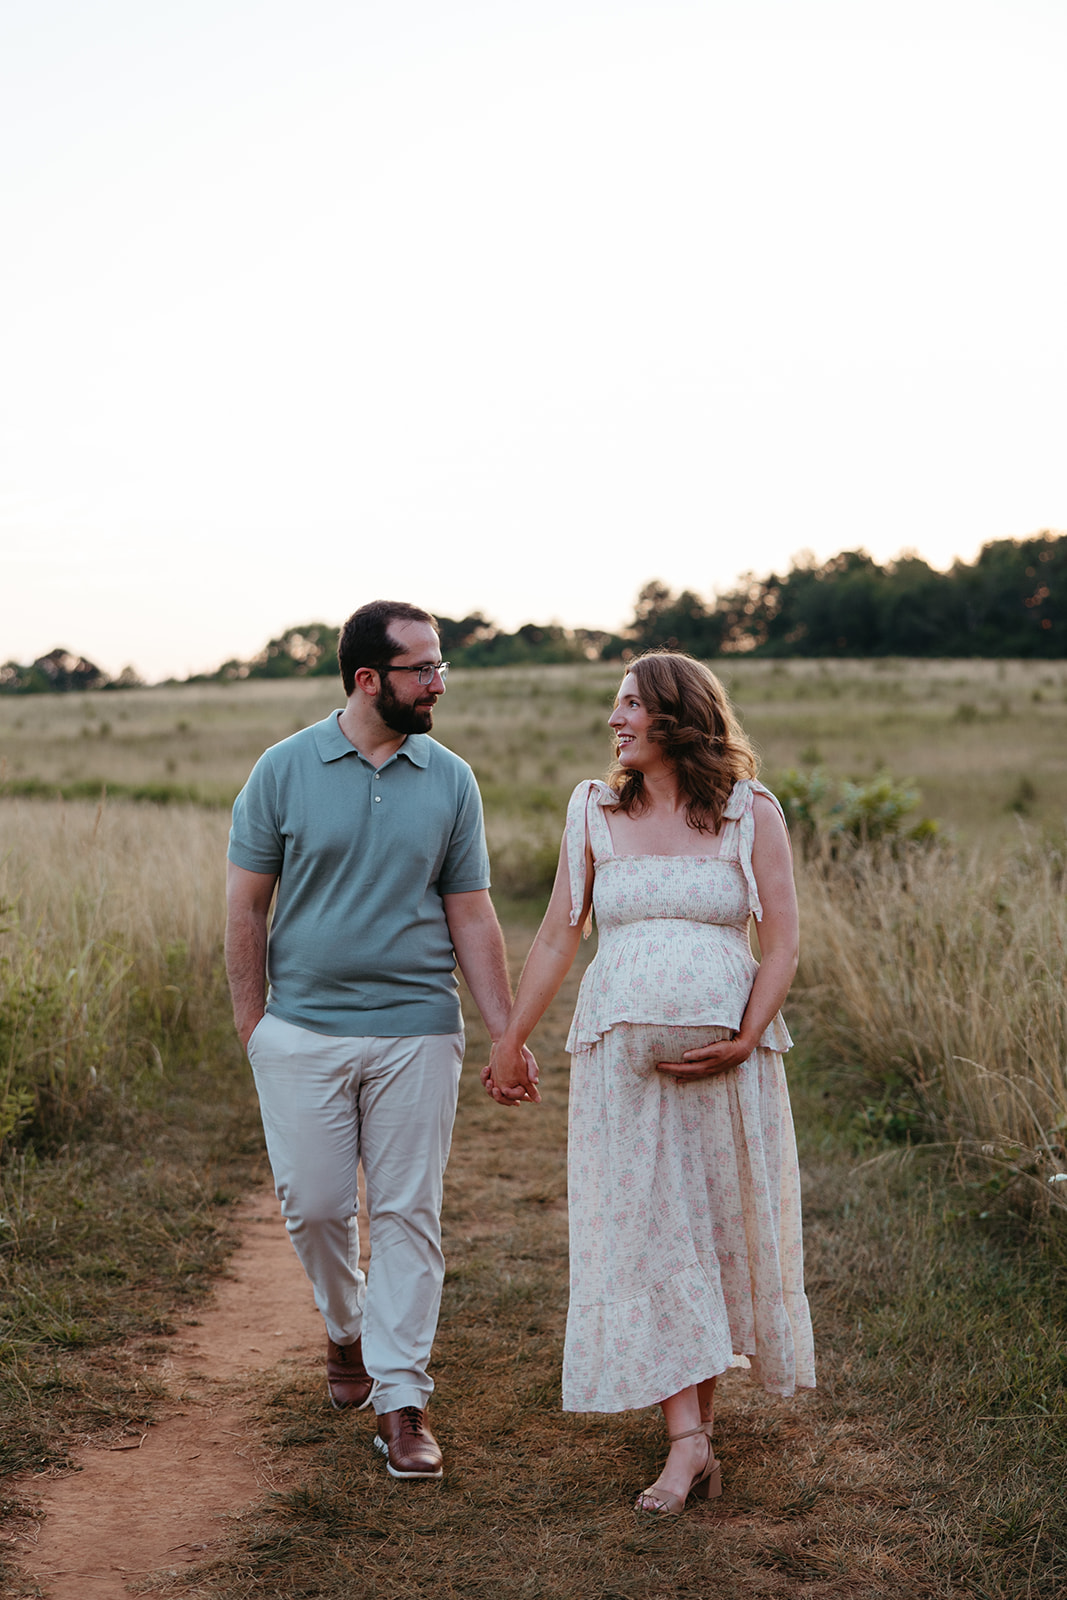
[606,651,759,833]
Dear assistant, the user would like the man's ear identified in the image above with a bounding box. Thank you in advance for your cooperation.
[351,666,381,697]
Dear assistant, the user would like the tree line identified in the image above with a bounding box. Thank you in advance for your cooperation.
[0,649,144,695]
[2,532,1062,693]
[627,530,1063,659]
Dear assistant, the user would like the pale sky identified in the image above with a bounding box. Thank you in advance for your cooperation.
[2,0,1065,681]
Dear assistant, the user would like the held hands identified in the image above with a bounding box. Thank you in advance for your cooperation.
[482,1039,541,1106]
[655,1033,754,1080]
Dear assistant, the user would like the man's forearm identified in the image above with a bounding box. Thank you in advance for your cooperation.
[444,895,513,1039]
[224,910,269,1047]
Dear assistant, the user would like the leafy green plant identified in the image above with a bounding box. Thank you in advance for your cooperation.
[0,1085,34,1149]
[776,766,938,853]
[776,766,831,846]
[830,771,922,843]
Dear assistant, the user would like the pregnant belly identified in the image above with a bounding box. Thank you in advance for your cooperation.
[605,1021,736,1077]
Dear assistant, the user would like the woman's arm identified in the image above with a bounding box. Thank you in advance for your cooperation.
[487,827,594,1104]
[656,792,799,1079]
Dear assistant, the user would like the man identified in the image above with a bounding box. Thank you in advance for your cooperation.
[225,599,535,1481]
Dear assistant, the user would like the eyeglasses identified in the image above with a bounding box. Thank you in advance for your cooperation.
[375,661,450,686]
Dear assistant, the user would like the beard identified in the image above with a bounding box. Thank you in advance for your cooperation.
[378,674,436,735]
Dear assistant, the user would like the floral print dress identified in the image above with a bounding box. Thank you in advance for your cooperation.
[561,778,815,1413]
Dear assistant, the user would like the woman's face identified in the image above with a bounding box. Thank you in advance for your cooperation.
[608,672,665,774]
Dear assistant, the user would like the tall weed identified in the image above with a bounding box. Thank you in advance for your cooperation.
[0,797,229,1153]
[794,835,1067,1208]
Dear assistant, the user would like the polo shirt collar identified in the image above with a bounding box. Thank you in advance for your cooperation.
[397,734,431,767]
[313,713,431,768]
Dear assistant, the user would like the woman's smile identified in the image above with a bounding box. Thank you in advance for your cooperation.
[609,672,656,768]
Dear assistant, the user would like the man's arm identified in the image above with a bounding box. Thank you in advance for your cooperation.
[225,861,279,1049]
[441,888,514,1040]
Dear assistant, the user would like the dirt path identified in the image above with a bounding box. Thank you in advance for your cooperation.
[10,1186,344,1598]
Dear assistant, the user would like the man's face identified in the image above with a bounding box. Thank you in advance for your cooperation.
[376,620,445,736]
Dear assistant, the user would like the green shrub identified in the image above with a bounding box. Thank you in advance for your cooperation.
[777,766,937,852]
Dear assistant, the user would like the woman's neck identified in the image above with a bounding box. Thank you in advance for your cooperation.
[635,767,684,814]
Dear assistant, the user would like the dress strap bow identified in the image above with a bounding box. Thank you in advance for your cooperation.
[724,778,787,922]
[566,780,614,936]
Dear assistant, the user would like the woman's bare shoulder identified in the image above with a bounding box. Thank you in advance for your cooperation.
[751,787,790,837]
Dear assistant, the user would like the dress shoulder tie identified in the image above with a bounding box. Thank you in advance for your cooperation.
[722,779,788,922]
[565,779,616,935]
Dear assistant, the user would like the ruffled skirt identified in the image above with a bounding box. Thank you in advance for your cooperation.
[562,1023,815,1413]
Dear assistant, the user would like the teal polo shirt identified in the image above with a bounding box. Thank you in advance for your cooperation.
[227,713,491,1037]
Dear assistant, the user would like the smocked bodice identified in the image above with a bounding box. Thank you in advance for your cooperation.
[564,778,793,1054]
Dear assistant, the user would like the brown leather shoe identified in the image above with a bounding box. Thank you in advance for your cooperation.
[373,1407,443,1479]
[326,1337,374,1410]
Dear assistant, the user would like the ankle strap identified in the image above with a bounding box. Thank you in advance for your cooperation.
[666,1421,713,1442]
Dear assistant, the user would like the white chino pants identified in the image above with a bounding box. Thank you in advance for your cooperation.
[247,1013,464,1414]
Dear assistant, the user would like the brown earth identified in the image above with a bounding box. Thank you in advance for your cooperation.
[8,1186,345,1598]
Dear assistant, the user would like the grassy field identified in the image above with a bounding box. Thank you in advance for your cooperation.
[3,658,1065,1165]
[1,659,1065,1595]
[2,655,1067,846]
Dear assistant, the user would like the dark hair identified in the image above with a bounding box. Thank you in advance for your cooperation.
[337,601,438,695]
[607,651,759,833]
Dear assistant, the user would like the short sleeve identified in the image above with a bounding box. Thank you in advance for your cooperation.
[437,770,492,893]
[228,754,285,875]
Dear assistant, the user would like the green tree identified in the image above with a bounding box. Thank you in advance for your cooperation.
[626,581,727,656]
[246,623,340,679]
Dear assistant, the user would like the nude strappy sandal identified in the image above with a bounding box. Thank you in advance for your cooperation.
[633,1421,722,1515]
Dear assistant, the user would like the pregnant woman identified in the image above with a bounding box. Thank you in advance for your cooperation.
[488,651,815,1515]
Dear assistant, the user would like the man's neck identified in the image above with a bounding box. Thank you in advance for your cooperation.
[336,702,408,770]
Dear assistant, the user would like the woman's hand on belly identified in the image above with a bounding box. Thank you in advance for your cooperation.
[655,1033,753,1080]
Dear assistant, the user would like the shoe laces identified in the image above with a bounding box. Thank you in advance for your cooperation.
[398,1406,426,1435]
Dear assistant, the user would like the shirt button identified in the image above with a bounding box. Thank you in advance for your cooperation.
[374,795,381,802]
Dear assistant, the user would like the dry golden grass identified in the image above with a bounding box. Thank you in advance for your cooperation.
[0,796,228,976]
[795,840,1067,1199]
[0,797,231,1151]
[0,679,343,802]
[3,655,1067,848]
